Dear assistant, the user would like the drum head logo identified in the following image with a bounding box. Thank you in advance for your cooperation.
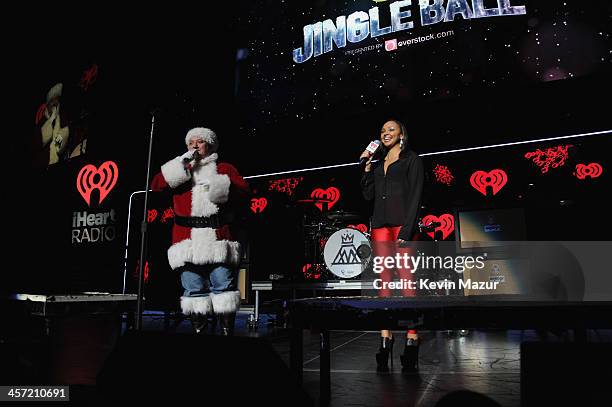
[324,228,370,278]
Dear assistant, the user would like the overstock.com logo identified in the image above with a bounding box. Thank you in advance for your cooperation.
[385,39,398,51]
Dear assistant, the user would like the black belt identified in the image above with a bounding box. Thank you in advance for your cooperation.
[175,215,224,228]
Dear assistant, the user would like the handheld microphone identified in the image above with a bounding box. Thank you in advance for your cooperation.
[182,150,201,167]
[418,221,442,232]
[359,140,381,166]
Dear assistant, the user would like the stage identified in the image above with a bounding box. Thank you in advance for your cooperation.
[286,296,612,403]
[6,1,612,405]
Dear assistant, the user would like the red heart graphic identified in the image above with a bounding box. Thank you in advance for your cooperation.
[421,214,455,240]
[302,263,322,280]
[310,187,341,211]
[348,224,368,234]
[470,169,507,196]
[147,209,158,223]
[134,260,150,283]
[161,207,175,223]
[250,197,268,213]
[76,161,119,206]
[575,163,603,179]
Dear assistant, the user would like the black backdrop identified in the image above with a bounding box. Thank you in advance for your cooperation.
[4,3,611,297]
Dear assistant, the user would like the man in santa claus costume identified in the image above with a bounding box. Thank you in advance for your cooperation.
[152,127,250,335]
[40,82,70,166]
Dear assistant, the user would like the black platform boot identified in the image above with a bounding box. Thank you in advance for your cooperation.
[190,314,208,334]
[375,336,394,372]
[219,313,236,336]
[400,337,420,373]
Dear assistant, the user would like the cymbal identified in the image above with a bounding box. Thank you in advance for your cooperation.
[325,210,361,221]
[296,198,332,203]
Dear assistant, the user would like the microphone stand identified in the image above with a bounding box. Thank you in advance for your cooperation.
[135,112,157,330]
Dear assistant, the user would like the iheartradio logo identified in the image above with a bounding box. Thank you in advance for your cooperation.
[574,163,603,180]
[311,187,341,211]
[76,161,119,206]
[250,197,268,213]
[421,214,455,240]
[385,39,398,51]
[470,169,508,196]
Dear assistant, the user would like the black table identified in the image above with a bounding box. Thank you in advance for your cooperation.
[286,296,612,402]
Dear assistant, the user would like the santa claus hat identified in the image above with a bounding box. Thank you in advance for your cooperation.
[46,83,63,102]
[185,127,218,152]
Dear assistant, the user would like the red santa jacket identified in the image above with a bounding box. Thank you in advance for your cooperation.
[151,153,250,270]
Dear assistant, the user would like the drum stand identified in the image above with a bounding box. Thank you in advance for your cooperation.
[302,202,332,280]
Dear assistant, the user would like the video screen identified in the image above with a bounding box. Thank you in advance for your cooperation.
[457,207,526,249]
[32,63,100,168]
[235,0,610,151]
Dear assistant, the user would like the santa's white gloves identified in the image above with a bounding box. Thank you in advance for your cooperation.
[180,150,196,162]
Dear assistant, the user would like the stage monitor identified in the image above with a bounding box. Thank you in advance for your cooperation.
[455,207,526,252]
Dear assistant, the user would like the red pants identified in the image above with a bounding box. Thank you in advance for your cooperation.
[371,226,417,334]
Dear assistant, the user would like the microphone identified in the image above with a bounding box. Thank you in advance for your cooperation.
[192,150,201,162]
[418,221,441,232]
[359,140,381,166]
[182,150,202,167]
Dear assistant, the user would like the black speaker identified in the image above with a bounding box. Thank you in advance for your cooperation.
[521,341,612,406]
[98,331,313,406]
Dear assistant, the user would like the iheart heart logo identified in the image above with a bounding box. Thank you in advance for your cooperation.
[76,161,119,206]
[421,214,455,240]
[310,187,341,211]
[470,169,507,196]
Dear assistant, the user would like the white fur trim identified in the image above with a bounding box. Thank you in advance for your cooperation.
[161,157,191,188]
[168,239,193,269]
[181,296,213,315]
[210,291,241,314]
[185,128,218,152]
[194,153,218,169]
[190,229,241,265]
[191,154,220,186]
[191,154,229,212]
[167,228,242,270]
[46,82,63,102]
[207,174,230,204]
[192,185,220,217]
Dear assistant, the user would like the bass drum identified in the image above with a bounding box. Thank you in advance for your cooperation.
[323,228,372,279]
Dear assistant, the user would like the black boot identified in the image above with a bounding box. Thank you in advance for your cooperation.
[190,314,208,334]
[400,338,420,373]
[375,336,394,372]
[219,313,236,336]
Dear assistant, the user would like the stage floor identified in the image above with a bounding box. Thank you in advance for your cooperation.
[5,309,612,406]
[145,312,612,407]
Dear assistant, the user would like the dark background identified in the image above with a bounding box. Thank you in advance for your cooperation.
[3,1,611,300]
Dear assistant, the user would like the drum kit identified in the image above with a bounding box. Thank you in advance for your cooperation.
[299,198,372,280]
[297,199,443,281]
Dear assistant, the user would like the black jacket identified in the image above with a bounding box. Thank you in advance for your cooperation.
[361,149,424,241]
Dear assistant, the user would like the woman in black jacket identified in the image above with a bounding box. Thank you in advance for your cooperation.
[360,119,424,372]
